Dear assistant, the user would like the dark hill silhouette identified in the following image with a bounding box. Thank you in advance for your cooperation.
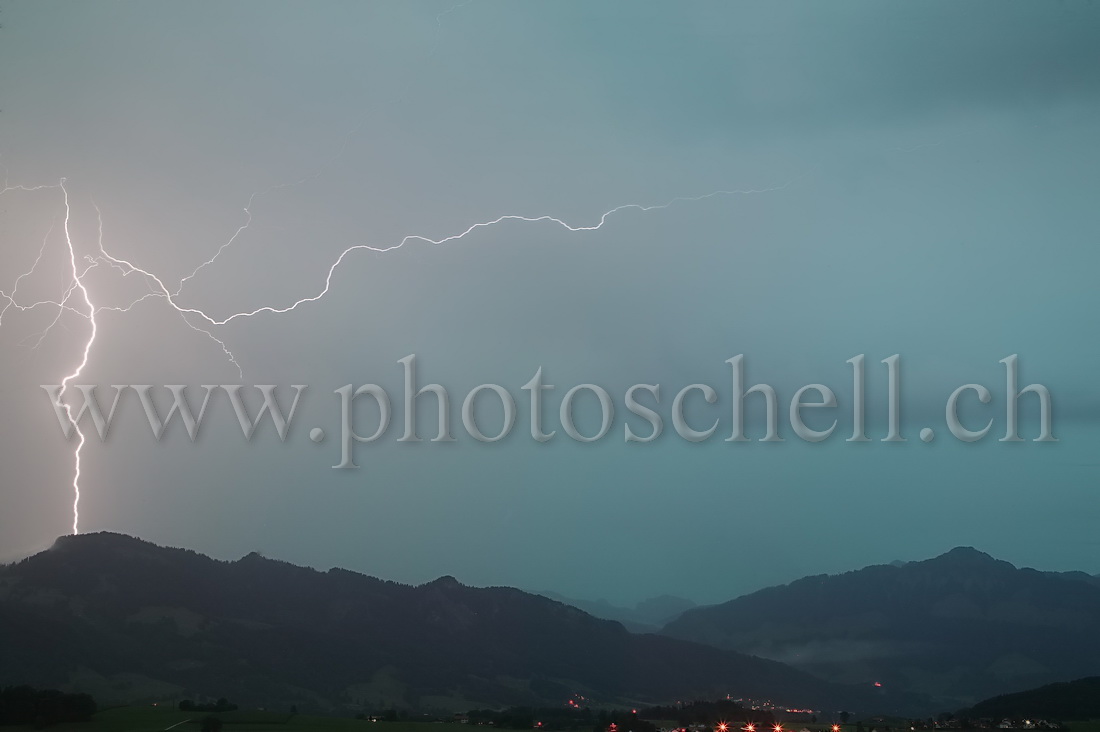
[661,548,1100,709]
[961,676,1100,719]
[0,533,914,715]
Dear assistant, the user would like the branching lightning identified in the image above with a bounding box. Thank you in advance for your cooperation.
[1,163,790,535]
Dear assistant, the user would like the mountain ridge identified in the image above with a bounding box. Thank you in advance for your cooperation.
[0,532,913,716]
[661,547,1100,709]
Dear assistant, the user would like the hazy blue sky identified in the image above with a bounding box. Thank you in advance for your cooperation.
[1,1,1098,605]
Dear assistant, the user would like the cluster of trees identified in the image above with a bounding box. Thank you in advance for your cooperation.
[178,698,239,732]
[0,686,96,728]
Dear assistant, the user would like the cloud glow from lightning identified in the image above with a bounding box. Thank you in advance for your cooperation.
[0,164,788,535]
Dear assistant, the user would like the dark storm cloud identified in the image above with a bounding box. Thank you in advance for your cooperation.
[526,1,1100,137]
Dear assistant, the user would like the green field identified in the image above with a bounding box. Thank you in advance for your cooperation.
[1064,722,1100,732]
[8,707,484,732]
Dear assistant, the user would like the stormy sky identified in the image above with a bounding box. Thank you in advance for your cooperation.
[0,1,1098,605]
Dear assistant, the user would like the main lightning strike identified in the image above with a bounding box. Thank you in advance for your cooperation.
[57,180,98,536]
[1,179,101,534]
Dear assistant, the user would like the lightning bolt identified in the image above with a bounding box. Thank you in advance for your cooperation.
[98,182,792,327]
[2,163,791,536]
[91,203,245,379]
[57,180,97,536]
[0,223,53,328]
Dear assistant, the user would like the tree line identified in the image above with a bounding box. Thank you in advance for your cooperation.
[0,686,96,728]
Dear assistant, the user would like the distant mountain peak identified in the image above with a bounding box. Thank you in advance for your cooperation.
[932,546,1001,565]
[661,545,1100,709]
[425,574,463,588]
[44,532,173,563]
